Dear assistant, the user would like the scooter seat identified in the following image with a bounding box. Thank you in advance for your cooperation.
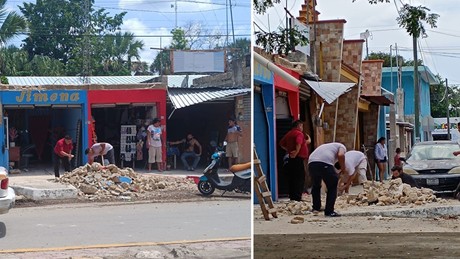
[229,162,251,172]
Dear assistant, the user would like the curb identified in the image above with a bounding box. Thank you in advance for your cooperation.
[11,185,79,201]
[343,205,460,218]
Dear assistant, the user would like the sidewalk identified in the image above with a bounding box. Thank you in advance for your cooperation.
[8,166,234,201]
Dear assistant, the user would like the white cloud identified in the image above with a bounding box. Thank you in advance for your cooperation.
[118,0,218,13]
[122,18,172,64]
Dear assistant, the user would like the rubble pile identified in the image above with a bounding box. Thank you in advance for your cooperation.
[274,201,313,216]
[59,163,196,200]
[338,178,445,206]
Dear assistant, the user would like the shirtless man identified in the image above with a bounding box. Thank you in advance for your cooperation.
[170,133,202,171]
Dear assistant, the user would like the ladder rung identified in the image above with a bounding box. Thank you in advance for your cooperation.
[253,159,261,164]
[268,208,277,214]
[257,175,266,183]
[261,191,271,197]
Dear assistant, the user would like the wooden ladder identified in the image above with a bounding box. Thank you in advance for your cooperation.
[253,146,277,220]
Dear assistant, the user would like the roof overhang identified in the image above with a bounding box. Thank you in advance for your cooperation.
[167,87,250,109]
[361,95,394,106]
[303,79,355,104]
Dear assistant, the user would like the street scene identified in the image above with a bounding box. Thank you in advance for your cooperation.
[0,0,251,258]
[254,0,460,258]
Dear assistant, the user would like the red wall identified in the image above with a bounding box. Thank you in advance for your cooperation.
[87,89,167,164]
[274,67,300,120]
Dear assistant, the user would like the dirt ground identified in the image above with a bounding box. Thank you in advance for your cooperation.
[254,232,460,258]
[254,193,460,258]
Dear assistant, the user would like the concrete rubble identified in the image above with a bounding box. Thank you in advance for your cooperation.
[59,163,196,200]
[261,179,453,223]
[342,178,443,207]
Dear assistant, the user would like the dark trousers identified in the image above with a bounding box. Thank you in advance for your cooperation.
[54,153,71,177]
[309,161,339,214]
[103,149,115,164]
[286,157,305,201]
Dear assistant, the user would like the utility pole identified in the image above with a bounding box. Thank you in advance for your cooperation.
[446,78,450,140]
[225,0,228,47]
[360,30,370,60]
[81,0,91,84]
[175,0,178,28]
[413,36,421,142]
[229,0,235,44]
[388,44,397,171]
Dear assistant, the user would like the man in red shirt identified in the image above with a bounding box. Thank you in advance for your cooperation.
[280,120,311,201]
[53,135,74,178]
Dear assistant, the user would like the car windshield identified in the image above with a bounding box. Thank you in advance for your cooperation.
[407,143,460,161]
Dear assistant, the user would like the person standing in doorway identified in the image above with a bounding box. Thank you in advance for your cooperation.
[279,120,310,201]
[375,137,388,183]
[225,118,242,168]
[147,118,164,172]
[308,142,347,217]
[53,135,74,179]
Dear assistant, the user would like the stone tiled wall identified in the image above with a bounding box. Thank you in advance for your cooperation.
[342,40,364,73]
[362,104,380,177]
[361,60,384,96]
[311,20,345,82]
[322,85,359,149]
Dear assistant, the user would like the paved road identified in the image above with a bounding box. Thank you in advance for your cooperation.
[0,200,251,252]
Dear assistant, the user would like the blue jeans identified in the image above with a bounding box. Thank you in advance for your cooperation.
[181,151,200,169]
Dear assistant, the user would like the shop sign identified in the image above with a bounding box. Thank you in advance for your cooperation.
[4,90,81,104]
[254,60,273,84]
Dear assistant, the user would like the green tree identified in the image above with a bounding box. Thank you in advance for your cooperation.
[221,38,250,61]
[151,28,189,75]
[0,0,26,46]
[396,4,439,140]
[367,52,422,67]
[0,46,65,76]
[20,0,126,65]
[253,0,308,55]
[430,77,460,118]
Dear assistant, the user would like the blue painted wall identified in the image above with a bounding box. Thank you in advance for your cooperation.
[1,90,89,168]
[381,66,438,141]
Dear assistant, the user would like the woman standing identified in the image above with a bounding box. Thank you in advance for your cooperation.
[374,137,388,182]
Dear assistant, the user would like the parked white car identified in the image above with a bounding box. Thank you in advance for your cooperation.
[0,166,15,214]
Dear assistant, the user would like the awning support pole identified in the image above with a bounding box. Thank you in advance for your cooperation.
[333,97,339,142]
[168,108,176,120]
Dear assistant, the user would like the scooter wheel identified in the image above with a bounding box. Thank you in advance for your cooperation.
[198,180,215,196]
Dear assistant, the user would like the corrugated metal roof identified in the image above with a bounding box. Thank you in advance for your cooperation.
[304,80,355,104]
[166,75,209,88]
[6,76,158,86]
[168,87,250,109]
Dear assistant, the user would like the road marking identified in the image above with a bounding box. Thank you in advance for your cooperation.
[0,237,251,254]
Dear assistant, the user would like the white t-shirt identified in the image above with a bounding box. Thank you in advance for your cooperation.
[344,151,366,176]
[308,142,347,165]
[147,125,162,148]
[89,143,113,161]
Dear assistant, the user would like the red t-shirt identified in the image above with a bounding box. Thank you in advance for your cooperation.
[280,128,309,159]
[394,154,401,166]
[54,138,73,157]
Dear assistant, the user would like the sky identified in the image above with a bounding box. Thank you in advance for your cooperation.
[253,0,460,85]
[5,0,251,66]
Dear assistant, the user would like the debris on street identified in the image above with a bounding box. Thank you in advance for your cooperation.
[59,163,196,200]
[339,178,445,206]
[256,178,452,220]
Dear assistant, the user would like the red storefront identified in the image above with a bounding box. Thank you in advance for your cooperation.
[274,66,300,120]
[274,66,301,197]
[86,85,167,168]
